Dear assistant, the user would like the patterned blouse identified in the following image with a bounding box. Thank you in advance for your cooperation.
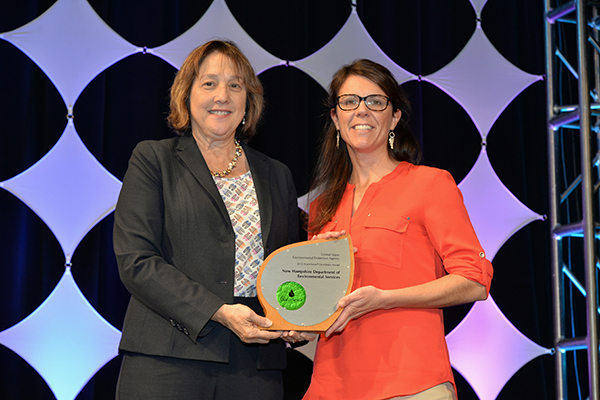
[213,171,264,297]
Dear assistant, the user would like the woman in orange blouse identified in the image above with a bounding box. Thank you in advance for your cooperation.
[302,59,493,400]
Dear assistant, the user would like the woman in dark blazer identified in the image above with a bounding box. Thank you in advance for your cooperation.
[113,40,307,400]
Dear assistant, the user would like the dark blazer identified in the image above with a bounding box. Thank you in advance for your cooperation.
[113,135,299,369]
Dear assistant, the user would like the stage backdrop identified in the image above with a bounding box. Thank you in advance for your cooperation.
[0,1,554,399]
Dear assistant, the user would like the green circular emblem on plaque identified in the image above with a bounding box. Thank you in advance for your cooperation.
[276,281,306,310]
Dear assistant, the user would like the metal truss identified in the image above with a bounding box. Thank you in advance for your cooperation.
[546,0,600,399]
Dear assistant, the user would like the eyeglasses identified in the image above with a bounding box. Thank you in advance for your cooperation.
[336,94,391,111]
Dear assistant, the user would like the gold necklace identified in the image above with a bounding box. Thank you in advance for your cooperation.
[211,140,243,178]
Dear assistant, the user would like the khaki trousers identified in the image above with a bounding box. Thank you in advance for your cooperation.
[387,382,456,400]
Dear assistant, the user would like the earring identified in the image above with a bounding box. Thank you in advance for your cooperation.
[336,130,340,149]
[242,116,246,126]
[388,130,395,150]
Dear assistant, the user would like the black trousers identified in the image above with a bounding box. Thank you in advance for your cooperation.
[116,332,283,400]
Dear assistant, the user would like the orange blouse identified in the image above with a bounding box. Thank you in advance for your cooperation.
[303,162,493,400]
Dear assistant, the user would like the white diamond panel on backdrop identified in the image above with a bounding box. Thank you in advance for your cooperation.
[0,268,121,400]
[1,120,122,263]
[0,0,137,114]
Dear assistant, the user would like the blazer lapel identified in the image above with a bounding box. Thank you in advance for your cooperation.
[176,135,230,223]
[244,144,273,251]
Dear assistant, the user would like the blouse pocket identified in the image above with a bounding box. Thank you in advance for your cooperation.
[362,214,410,268]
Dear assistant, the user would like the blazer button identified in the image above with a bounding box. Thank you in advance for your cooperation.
[169,319,177,327]
[183,327,190,336]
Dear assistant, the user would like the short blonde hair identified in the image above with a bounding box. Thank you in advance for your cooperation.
[168,40,263,140]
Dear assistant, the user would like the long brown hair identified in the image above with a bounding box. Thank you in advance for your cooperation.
[308,59,421,234]
[167,40,263,141]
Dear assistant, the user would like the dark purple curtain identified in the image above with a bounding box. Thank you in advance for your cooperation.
[0,1,554,399]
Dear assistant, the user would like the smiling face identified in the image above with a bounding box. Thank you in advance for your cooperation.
[331,75,401,157]
[189,52,247,143]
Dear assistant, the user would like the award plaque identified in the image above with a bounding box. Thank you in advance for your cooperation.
[257,234,354,331]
